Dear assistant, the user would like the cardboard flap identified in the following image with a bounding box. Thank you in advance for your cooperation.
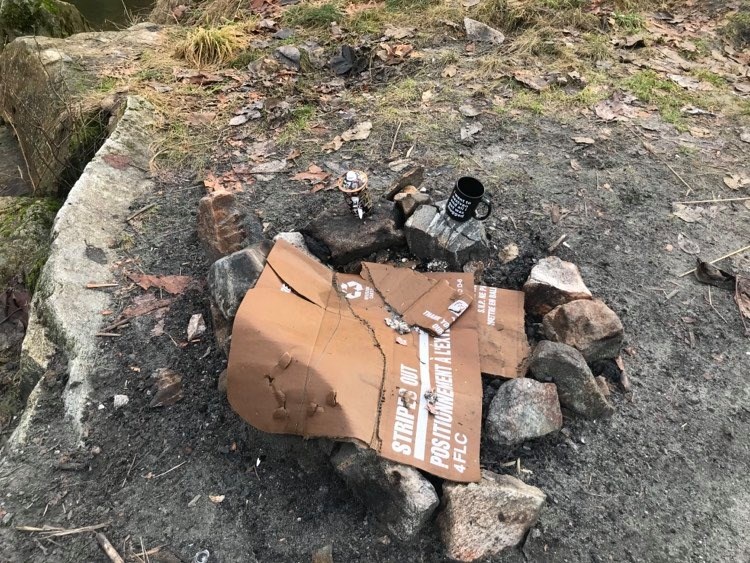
[474,286,530,378]
[361,263,438,314]
[265,239,333,308]
[401,279,474,336]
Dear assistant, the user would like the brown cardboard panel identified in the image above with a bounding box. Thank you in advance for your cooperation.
[474,286,530,379]
[227,241,483,482]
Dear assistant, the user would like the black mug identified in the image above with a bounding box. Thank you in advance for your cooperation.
[445,177,492,222]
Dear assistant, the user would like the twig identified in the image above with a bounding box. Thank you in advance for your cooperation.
[389,120,402,156]
[127,203,156,222]
[86,283,118,289]
[666,163,693,193]
[151,461,187,479]
[96,532,125,563]
[101,318,130,333]
[707,287,729,324]
[678,244,750,277]
[122,454,137,488]
[16,522,109,537]
[140,536,149,563]
[548,233,569,253]
[95,332,122,338]
[673,196,750,205]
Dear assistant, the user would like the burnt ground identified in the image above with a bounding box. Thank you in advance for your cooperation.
[1,108,749,562]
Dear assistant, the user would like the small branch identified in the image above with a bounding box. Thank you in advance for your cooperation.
[673,196,750,205]
[389,120,402,156]
[127,203,156,222]
[86,283,118,289]
[548,233,569,253]
[665,163,693,193]
[678,244,750,277]
[95,332,122,338]
[151,461,187,479]
[16,522,109,537]
[96,533,125,563]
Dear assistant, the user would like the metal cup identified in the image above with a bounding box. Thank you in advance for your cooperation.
[338,170,372,220]
[445,177,492,222]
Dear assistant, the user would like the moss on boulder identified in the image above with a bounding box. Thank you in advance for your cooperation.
[0,0,89,46]
[0,196,59,291]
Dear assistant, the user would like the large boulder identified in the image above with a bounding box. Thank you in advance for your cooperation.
[0,24,164,195]
[439,471,545,562]
[0,0,88,46]
[543,299,624,362]
[529,341,614,419]
[485,378,562,447]
[331,443,439,541]
[0,197,58,290]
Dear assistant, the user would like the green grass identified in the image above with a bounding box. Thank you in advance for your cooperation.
[283,3,343,28]
[578,33,613,61]
[690,68,725,87]
[722,10,750,47]
[229,48,264,69]
[613,11,645,32]
[347,7,387,34]
[623,70,698,128]
[277,104,316,144]
[96,76,118,92]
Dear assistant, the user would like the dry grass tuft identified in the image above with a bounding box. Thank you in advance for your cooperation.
[175,25,246,68]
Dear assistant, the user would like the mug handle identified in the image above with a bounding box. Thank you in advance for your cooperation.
[474,198,492,221]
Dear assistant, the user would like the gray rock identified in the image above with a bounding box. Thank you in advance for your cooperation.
[273,231,319,260]
[404,201,489,269]
[276,45,301,69]
[273,28,295,40]
[529,341,614,419]
[485,378,562,446]
[439,470,545,562]
[523,256,592,316]
[331,443,439,541]
[302,202,405,265]
[543,299,624,362]
[464,18,505,45]
[1,0,88,45]
[1,512,13,526]
[207,241,272,321]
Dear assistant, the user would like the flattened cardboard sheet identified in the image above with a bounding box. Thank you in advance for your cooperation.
[474,285,531,379]
[227,241,482,482]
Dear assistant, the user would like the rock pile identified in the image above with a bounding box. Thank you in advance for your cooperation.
[201,173,627,562]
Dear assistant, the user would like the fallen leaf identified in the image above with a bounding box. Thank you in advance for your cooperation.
[735,276,750,327]
[209,494,225,504]
[459,104,481,117]
[290,164,330,184]
[677,233,700,255]
[694,258,735,290]
[513,70,551,91]
[203,171,244,193]
[723,173,750,190]
[324,121,373,152]
[102,154,131,170]
[186,112,216,126]
[250,160,287,174]
[671,203,703,223]
[570,159,582,171]
[388,158,412,172]
[421,90,434,103]
[151,318,165,337]
[384,25,415,39]
[460,122,483,143]
[187,313,206,341]
[572,136,595,145]
[499,243,519,264]
[126,272,194,295]
[442,65,458,78]
[121,294,174,319]
[150,368,184,408]
[229,115,249,127]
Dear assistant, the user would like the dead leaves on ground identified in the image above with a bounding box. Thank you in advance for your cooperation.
[323,121,372,152]
[290,164,331,192]
[723,173,750,191]
[125,272,194,295]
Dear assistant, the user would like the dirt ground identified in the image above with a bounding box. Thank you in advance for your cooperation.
[2,0,750,561]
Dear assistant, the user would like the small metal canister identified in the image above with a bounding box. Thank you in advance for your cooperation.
[338,170,372,220]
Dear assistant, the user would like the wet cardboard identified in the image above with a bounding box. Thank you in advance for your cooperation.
[228,241,482,482]
[474,285,530,379]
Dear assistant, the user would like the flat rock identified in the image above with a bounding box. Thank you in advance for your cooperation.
[543,299,624,362]
[275,45,301,69]
[439,470,545,561]
[302,202,405,265]
[485,378,562,446]
[331,443,439,541]
[207,241,273,321]
[464,18,505,45]
[404,201,489,269]
[523,256,592,315]
[529,341,614,419]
